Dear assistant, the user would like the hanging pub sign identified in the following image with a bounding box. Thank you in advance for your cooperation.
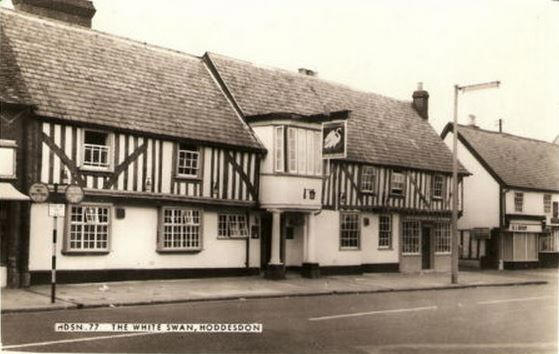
[322,120,347,159]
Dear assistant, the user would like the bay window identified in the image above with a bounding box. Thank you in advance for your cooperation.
[274,125,322,176]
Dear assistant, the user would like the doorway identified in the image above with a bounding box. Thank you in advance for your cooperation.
[422,226,432,269]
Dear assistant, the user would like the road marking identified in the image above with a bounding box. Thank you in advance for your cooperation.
[477,295,554,305]
[1,332,161,350]
[359,342,557,353]
[308,305,437,321]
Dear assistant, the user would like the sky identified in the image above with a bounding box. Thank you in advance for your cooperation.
[3,0,558,141]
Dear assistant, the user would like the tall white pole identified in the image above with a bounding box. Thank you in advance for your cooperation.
[451,85,459,284]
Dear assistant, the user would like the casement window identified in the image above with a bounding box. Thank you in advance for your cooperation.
[390,171,406,196]
[434,222,451,253]
[340,213,360,249]
[378,215,392,249]
[275,125,322,176]
[402,220,420,254]
[65,204,111,253]
[514,192,524,212]
[361,165,376,193]
[177,144,200,178]
[82,130,112,169]
[544,194,552,214]
[274,126,285,172]
[218,214,249,239]
[159,208,202,251]
[0,140,17,179]
[432,175,444,199]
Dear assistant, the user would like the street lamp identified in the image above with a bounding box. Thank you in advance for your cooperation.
[451,80,500,284]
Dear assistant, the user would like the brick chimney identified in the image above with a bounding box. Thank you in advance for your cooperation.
[298,68,317,77]
[412,82,429,120]
[13,0,96,28]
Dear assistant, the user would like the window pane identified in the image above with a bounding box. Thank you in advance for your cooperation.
[314,132,322,175]
[306,130,314,175]
[287,128,297,173]
[274,126,284,172]
[297,128,306,173]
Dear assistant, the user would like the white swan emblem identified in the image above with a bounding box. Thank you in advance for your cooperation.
[324,127,342,149]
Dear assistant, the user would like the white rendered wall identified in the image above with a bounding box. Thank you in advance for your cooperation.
[0,266,6,287]
[28,204,260,271]
[505,190,559,223]
[444,133,500,229]
[251,126,274,174]
[360,213,400,264]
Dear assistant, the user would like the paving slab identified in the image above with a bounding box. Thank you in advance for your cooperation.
[1,270,550,313]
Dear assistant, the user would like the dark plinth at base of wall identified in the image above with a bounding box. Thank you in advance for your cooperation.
[319,265,363,276]
[264,264,286,280]
[29,267,260,285]
[301,263,320,278]
[362,263,400,273]
[539,253,559,268]
[503,261,540,270]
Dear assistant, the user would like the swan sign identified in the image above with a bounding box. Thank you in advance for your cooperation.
[322,121,347,159]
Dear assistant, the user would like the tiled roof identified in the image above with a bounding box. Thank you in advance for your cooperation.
[0,9,262,150]
[454,124,559,192]
[207,53,467,174]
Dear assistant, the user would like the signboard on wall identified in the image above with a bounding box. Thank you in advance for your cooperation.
[508,222,542,233]
[322,120,347,159]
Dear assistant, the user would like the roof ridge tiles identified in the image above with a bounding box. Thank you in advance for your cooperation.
[458,123,559,146]
[0,8,202,62]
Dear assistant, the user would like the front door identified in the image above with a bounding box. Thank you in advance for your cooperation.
[422,226,431,269]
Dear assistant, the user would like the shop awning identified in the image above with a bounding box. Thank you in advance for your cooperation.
[0,182,29,201]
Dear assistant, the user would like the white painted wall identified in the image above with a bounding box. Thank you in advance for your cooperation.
[444,133,500,229]
[0,266,6,287]
[505,190,559,224]
[251,126,274,174]
[260,175,322,210]
[360,213,400,264]
[28,204,260,271]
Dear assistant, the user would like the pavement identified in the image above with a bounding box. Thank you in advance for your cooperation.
[1,268,556,314]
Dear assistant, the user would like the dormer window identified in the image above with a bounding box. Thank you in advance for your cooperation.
[390,171,405,196]
[177,144,200,178]
[432,174,444,199]
[82,130,112,170]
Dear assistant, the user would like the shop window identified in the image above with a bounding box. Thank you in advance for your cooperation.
[65,204,111,253]
[218,214,248,239]
[159,208,201,251]
[340,213,360,249]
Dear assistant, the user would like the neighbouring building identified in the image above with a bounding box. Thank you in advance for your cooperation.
[1,0,468,287]
[442,123,559,269]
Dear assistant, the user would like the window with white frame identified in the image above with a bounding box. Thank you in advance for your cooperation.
[540,229,559,252]
[218,214,249,238]
[66,204,110,252]
[432,175,444,199]
[177,144,200,178]
[391,171,405,196]
[544,194,552,214]
[340,213,360,249]
[361,165,376,193]
[402,220,420,254]
[514,192,524,212]
[159,208,201,251]
[434,222,451,253]
[83,130,111,169]
[275,126,322,176]
[378,215,392,248]
[274,126,284,172]
[0,140,17,179]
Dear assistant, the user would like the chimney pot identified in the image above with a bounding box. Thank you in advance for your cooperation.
[468,114,478,128]
[13,0,96,28]
[412,83,429,120]
[298,68,316,77]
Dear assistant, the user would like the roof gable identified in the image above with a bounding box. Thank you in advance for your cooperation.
[444,124,559,192]
[207,52,467,174]
[0,9,262,150]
